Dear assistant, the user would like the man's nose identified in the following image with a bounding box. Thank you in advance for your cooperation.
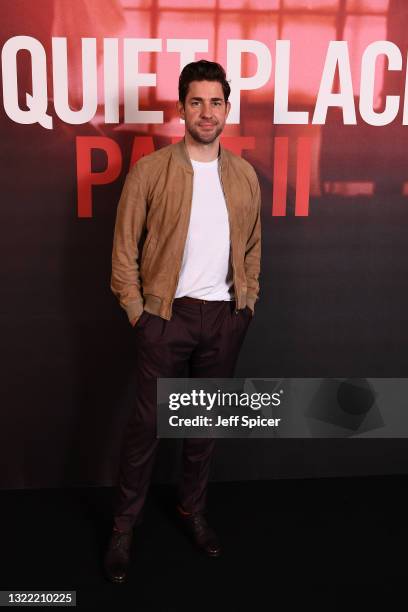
[200,102,213,117]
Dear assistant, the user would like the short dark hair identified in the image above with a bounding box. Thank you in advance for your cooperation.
[178,60,231,105]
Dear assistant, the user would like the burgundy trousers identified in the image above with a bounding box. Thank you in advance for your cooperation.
[113,297,252,532]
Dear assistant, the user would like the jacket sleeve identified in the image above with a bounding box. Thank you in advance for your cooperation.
[110,165,147,323]
[244,174,262,313]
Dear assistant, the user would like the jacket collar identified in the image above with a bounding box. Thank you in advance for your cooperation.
[173,136,228,174]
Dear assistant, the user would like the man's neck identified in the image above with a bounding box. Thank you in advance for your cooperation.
[184,134,220,162]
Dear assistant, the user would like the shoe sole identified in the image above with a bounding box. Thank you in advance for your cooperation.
[105,572,127,584]
[205,548,222,558]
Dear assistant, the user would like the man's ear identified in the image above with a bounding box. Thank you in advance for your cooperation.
[176,100,185,120]
[225,100,231,119]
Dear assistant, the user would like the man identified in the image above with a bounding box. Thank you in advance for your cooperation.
[104,59,261,583]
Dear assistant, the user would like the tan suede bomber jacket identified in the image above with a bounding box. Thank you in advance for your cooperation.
[111,138,261,324]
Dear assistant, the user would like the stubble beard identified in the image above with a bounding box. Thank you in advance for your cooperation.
[186,121,224,145]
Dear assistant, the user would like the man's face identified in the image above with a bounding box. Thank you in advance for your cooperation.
[177,80,231,145]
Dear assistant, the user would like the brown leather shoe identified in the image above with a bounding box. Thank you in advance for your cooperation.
[103,527,133,583]
[177,505,222,558]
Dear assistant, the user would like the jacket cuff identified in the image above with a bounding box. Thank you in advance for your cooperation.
[246,294,257,314]
[124,300,144,323]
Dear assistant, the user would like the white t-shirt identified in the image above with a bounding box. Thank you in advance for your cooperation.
[174,157,234,300]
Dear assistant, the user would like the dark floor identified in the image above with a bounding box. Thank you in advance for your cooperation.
[1,476,407,609]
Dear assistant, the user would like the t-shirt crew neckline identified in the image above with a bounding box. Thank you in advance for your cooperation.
[190,156,219,167]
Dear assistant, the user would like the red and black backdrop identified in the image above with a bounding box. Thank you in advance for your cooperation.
[2,0,408,488]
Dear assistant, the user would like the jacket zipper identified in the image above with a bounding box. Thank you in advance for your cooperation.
[219,163,238,309]
[169,170,194,318]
